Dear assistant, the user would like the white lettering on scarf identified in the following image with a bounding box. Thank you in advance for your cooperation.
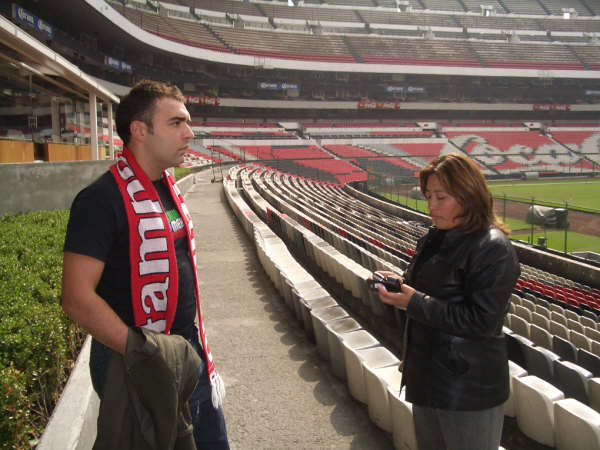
[141,277,169,313]
[126,179,162,214]
[138,217,169,275]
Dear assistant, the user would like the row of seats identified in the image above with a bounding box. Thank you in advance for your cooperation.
[179,0,598,19]
[222,165,420,449]
[505,356,600,448]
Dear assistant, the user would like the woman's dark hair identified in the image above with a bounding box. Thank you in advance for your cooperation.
[115,80,185,147]
[419,153,510,235]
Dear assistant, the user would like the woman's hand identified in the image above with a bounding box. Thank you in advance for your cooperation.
[377,282,416,310]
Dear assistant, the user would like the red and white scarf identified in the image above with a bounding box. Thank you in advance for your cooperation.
[110,147,225,408]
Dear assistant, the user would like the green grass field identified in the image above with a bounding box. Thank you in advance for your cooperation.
[488,178,600,213]
[378,177,600,253]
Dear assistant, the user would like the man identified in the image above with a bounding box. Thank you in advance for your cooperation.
[62,80,228,449]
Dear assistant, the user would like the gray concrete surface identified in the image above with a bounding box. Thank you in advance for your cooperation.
[189,170,393,449]
[0,161,112,215]
[37,337,99,450]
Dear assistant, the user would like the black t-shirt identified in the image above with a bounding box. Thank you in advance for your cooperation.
[64,171,197,339]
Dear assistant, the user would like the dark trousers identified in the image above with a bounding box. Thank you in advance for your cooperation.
[413,404,504,450]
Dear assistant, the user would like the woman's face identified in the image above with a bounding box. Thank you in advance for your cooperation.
[425,174,463,230]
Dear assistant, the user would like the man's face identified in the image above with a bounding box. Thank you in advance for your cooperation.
[142,97,194,172]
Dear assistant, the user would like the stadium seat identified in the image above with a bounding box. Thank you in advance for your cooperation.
[593,341,600,358]
[523,343,560,383]
[325,317,362,380]
[298,294,337,338]
[515,304,532,322]
[364,364,403,432]
[510,315,530,339]
[344,345,399,404]
[310,306,349,360]
[553,335,578,363]
[570,330,592,352]
[504,360,528,418]
[530,324,553,350]
[582,310,599,324]
[292,283,329,323]
[535,304,551,319]
[568,318,585,335]
[506,333,533,368]
[510,293,523,306]
[553,359,592,404]
[531,311,550,331]
[578,349,600,377]
[589,378,600,413]
[551,304,566,317]
[581,316,598,330]
[514,375,564,447]
[564,309,581,323]
[521,298,536,312]
[554,398,600,450]
[585,326,600,342]
[551,311,568,326]
[387,386,418,450]
[550,320,570,340]
[535,298,551,311]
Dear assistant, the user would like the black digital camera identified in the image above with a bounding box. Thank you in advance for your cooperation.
[367,271,403,293]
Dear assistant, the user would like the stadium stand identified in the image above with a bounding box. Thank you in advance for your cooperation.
[100,0,600,71]
[4,1,600,448]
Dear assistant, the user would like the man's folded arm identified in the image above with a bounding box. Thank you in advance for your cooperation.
[62,251,128,355]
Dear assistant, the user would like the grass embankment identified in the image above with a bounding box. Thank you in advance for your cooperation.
[0,211,84,449]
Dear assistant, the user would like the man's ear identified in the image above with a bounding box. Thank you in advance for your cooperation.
[129,120,147,144]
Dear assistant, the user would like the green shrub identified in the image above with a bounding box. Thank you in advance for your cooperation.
[174,166,191,181]
[0,211,84,449]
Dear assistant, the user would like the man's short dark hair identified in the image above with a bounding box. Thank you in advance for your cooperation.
[115,80,186,147]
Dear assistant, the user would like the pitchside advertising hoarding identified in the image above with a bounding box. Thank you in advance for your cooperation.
[104,56,132,73]
[12,3,53,39]
[384,86,427,94]
[358,101,402,109]
[257,82,300,91]
[185,96,220,106]
[532,104,571,112]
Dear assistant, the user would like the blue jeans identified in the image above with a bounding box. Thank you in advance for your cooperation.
[187,334,229,450]
[413,404,504,450]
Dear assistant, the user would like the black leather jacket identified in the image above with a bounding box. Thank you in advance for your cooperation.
[402,225,520,410]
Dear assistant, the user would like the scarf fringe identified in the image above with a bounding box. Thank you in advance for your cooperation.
[210,371,226,409]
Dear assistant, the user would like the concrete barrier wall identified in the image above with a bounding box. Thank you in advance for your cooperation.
[0,162,206,216]
[36,173,197,450]
[0,161,113,215]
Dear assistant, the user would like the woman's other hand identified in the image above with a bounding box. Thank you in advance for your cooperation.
[377,282,415,310]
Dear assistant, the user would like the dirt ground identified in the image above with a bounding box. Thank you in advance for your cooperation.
[497,199,600,237]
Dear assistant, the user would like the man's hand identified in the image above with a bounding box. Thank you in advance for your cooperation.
[62,252,129,355]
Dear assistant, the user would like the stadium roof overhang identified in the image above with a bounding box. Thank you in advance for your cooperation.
[0,14,118,109]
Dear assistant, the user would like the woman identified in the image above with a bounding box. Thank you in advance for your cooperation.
[376,153,520,450]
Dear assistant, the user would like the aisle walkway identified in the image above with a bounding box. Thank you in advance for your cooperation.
[186,170,393,449]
